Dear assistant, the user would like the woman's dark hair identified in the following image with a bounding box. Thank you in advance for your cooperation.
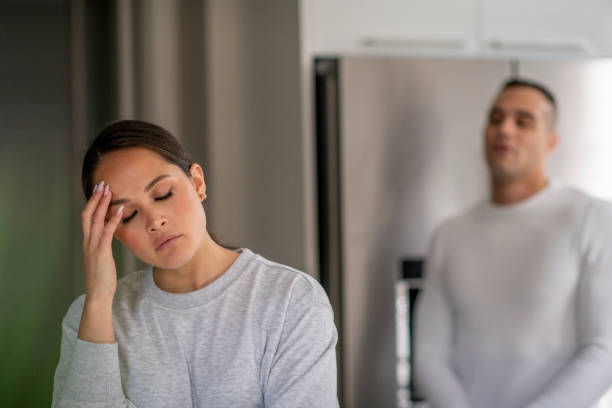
[82,120,193,199]
[81,119,235,249]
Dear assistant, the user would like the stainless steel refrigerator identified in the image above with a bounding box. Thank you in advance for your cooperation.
[314,55,612,408]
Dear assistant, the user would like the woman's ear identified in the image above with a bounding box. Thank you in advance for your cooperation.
[189,163,207,202]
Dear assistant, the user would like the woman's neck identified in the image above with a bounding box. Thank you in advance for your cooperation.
[153,234,239,294]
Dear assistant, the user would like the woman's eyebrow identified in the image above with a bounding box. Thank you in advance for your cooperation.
[109,174,171,207]
[144,174,171,192]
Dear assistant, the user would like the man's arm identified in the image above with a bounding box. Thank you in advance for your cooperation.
[526,200,612,408]
[414,228,471,408]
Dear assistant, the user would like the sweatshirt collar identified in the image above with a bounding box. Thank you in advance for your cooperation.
[143,248,254,309]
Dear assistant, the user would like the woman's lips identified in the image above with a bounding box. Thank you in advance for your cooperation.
[155,235,182,251]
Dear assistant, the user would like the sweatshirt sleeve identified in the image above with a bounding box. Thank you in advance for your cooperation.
[51,295,137,408]
[525,200,612,408]
[414,226,472,408]
[263,277,339,408]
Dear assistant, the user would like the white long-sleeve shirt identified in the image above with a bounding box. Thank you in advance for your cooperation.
[415,183,612,408]
[52,248,339,407]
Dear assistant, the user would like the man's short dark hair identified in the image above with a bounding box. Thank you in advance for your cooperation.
[501,78,557,112]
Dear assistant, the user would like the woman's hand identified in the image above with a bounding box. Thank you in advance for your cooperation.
[78,181,124,343]
[82,181,124,300]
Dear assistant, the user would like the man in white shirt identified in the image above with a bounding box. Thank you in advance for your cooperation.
[414,79,612,408]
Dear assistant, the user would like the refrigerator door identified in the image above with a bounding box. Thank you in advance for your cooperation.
[339,56,507,408]
[316,55,612,408]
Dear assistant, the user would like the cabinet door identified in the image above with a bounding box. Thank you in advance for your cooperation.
[482,0,612,56]
[302,0,477,55]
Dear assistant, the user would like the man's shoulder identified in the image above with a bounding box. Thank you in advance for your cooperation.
[567,187,612,229]
[553,184,612,216]
[435,200,486,232]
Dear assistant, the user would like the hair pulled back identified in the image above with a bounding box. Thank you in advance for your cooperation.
[82,120,193,200]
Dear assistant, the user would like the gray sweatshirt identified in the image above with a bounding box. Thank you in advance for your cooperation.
[52,249,339,407]
[415,184,612,408]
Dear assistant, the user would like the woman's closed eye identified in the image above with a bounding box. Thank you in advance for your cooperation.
[155,190,173,201]
[122,210,137,224]
[121,190,172,224]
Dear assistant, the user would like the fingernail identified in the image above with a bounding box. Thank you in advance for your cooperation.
[98,181,104,193]
[104,184,110,196]
[93,184,98,194]
[117,205,124,215]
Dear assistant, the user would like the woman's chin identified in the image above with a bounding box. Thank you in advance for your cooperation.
[130,239,200,271]
[137,251,193,271]
[153,258,191,271]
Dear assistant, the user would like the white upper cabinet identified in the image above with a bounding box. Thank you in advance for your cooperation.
[302,0,477,55]
[481,0,612,56]
[301,0,612,57]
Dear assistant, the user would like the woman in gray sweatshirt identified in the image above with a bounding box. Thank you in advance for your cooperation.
[52,120,339,408]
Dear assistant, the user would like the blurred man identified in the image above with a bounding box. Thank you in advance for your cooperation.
[415,79,612,408]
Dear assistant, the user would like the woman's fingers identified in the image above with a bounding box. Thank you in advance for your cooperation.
[81,185,120,302]
[89,183,113,248]
[100,204,124,248]
[81,181,105,239]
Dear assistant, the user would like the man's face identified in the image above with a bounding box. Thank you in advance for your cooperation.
[484,86,557,183]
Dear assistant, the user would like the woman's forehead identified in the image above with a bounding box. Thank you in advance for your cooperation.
[93,147,180,187]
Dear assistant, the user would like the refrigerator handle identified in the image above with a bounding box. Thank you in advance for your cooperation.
[314,57,345,406]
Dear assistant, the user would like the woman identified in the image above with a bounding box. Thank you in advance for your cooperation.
[52,120,338,407]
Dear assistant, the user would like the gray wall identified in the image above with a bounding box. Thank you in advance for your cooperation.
[204,0,306,271]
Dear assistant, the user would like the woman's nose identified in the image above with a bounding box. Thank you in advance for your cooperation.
[147,214,167,232]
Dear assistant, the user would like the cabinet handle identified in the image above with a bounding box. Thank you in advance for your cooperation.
[362,37,465,49]
[487,39,590,53]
